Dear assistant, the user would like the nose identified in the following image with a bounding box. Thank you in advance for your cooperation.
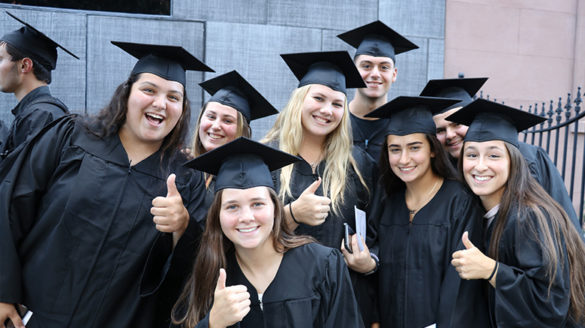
[210,118,221,131]
[319,103,334,116]
[475,155,488,171]
[446,126,456,140]
[370,66,380,79]
[239,205,254,223]
[398,149,409,164]
[152,94,166,110]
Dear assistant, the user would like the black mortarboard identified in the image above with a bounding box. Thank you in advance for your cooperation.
[337,20,418,62]
[185,137,300,191]
[420,77,488,113]
[111,41,214,86]
[200,70,278,123]
[445,99,546,148]
[280,51,366,95]
[1,11,79,70]
[365,96,459,136]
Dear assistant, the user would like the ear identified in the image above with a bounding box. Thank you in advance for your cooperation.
[20,57,34,74]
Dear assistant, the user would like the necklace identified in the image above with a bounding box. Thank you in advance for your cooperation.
[408,178,441,215]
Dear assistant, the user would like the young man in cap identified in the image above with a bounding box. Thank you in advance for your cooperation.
[0,12,78,159]
[338,20,418,161]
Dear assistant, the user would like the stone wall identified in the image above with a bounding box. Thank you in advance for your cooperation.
[0,0,445,139]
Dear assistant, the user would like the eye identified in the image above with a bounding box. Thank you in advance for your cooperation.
[488,153,501,159]
[168,95,181,102]
[436,128,446,135]
[332,102,343,108]
[464,152,478,159]
[381,65,391,71]
[225,204,238,211]
[389,148,400,154]
[142,88,154,94]
[360,63,371,69]
[206,113,216,120]
[222,117,235,124]
[313,96,324,102]
[409,145,420,151]
[252,202,265,208]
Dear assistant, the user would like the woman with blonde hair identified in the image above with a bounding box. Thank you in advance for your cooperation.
[450,99,585,327]
[262,51,379,326]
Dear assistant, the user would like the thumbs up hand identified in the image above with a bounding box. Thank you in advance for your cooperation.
[288,178,332,227]
[451,231,497,281]
[209,269,251,328]
[151,174,189,236]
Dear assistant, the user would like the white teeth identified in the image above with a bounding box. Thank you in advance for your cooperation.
[474,175,491,181]
[313,116,329,123]
[238,227,257,233]
[146,113,163,120]
[399,167,414,172]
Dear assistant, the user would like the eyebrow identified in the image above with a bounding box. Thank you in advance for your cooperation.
[389,141,423,147]
[139,81,184,97]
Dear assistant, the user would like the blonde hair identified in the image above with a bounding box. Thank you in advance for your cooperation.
[190,102,250,157]
[262,84,368,215]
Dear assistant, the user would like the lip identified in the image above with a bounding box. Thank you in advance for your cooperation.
[312,114,331,125]
[472,174,493,184]
[206,132,225,141]
[145,112,165,126]
[236,226,259,233]
[366,81,383,88]
[398,166,416,173]
[447,138,462,149]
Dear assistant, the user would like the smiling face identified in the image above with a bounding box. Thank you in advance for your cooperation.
[433,107,468,159]
[386,133,435,185]
[354,54,396,101]
[120,72,184,150]
[300,84,346,140]
[462,140,510,210]
[220,186,275,251]
[198,101,240,152]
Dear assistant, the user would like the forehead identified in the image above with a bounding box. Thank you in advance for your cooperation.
[204,101,239,117]
[221,186,271,202]
[464,140,507,150]
[387,132,427,145]
[135,72,184,93]
[355,54,394,66]
[306,84,346,101]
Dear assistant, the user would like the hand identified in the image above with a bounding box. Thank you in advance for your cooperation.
[0,302,24,328]
[290,178,331,226]
[209,269,251,328]
[451,231,497,281]
[341,234,376,273]
[151,174,189,234]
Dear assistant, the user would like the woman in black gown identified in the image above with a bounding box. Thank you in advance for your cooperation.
[449,99,585,327]
[173,137,363,328]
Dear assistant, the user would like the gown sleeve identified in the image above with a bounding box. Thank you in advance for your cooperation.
[493,211,571,327]
[322,249,365,328]
[0,116,75,303]
[437,189,489,327]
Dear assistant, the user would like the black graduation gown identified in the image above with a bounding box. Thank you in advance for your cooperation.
[0,86,69,158]
[484,207,577,328]
[196,243,364,328]
[372,179,488,328]
[518,142,581,231]
[0,119,8,151]
[350,113,388,163]
[0,117,207,328]
[272,145,380,324]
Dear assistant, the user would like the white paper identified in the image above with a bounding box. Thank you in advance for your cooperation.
[424,324,436,328]
[23,310,33,325]
[354,206,366,251]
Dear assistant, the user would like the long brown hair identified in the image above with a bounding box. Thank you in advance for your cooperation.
[379,133,457,196]
[172,187,313,327]
[85,73,191,157]
[467,142,585,323]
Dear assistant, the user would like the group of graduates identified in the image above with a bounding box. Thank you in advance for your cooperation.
[0,10,585,328]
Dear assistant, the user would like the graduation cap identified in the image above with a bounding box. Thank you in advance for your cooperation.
[280,51,366,95]
[337,20,418,62]
[365,96,459,136]
[185,137,300,191]
[199,70,278,123]
[420,77,488,113]
[111,41,214,86]
[1,11,79,70]
[445,99,546,148]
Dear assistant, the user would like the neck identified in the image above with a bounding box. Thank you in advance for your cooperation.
[349,91,387,120]
[298,134,325,164]
[118,128,161,165]
[15,79,47,102]
[480,193,503,212]
[405,171,442,203]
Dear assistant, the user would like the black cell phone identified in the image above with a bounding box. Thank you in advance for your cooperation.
[344,223,353,254]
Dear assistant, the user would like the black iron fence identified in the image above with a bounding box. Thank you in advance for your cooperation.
[478,88,585,226]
